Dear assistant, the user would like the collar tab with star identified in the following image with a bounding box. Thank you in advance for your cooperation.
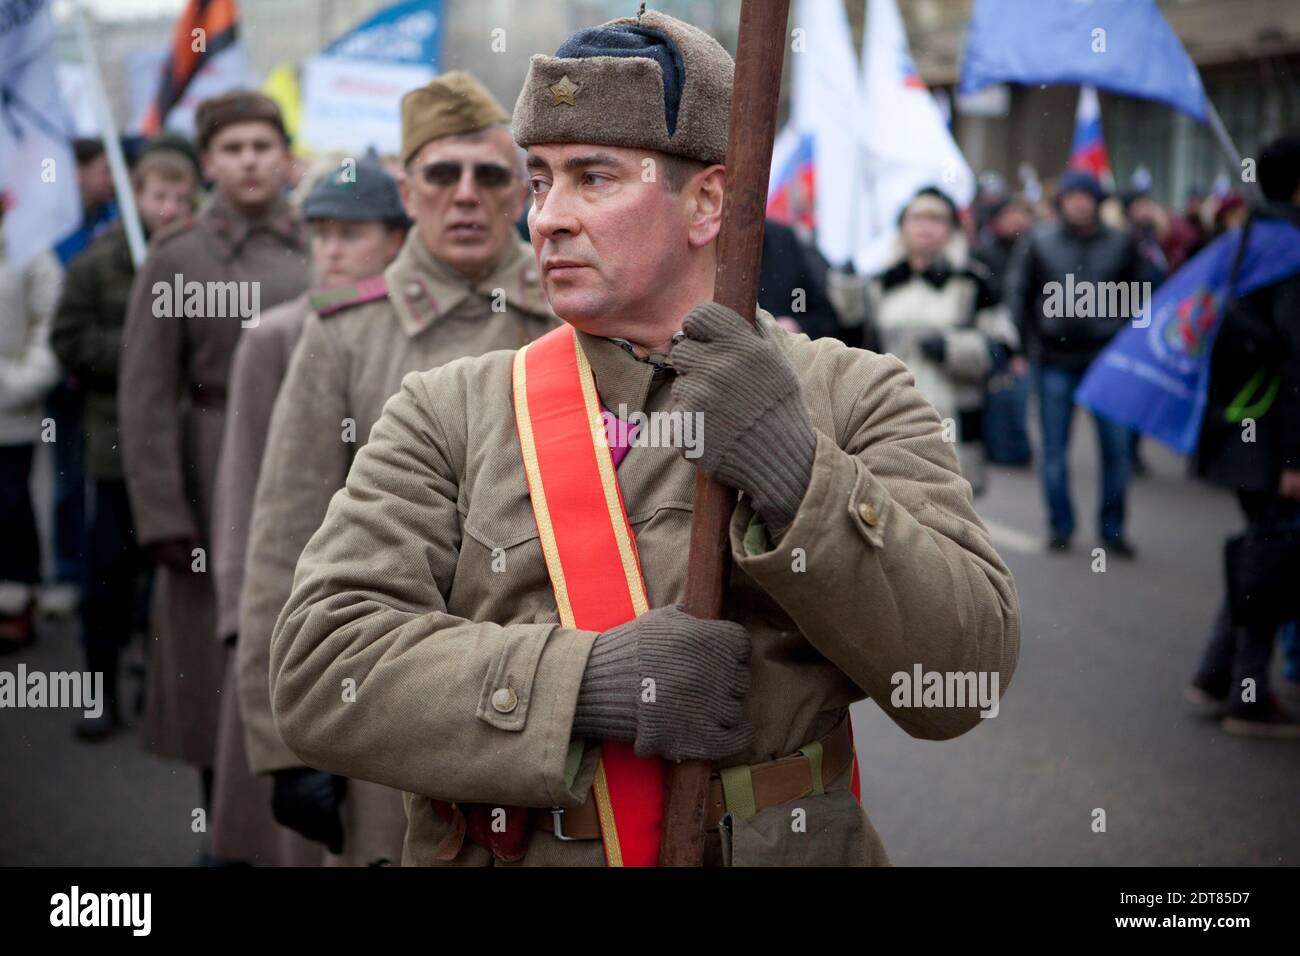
[606,330,685,370]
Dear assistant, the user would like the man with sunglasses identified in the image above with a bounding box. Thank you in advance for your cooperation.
[270,11,1019,867]
[237,71,554,866]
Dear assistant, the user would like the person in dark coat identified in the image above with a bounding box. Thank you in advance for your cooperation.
[52,145,199,739]
[1185,134,1300,737]
[973,196,1034,466]
[1006,170,1143,554]
[118,92,311,824]
[973,195,1033,300]
[757,219,842,341]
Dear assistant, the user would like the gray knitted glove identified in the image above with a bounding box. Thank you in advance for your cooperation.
[670,303,816,531]
[572,604,755,762]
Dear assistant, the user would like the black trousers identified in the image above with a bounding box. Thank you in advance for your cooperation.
[81,479,147,707]
[0,443,40,585]
[1195,489,1300,716]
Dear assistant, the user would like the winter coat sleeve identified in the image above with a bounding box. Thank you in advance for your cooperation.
[0,252,62,411]
[269,364,600,807]
[730,343,1021,740]
[51,247,123,391]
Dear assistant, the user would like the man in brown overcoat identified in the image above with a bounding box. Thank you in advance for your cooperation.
[238,72,554,866]
[118,92,310,838]
[271,12,1020,867]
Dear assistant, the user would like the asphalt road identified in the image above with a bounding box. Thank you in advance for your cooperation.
[852,423,1300,865]
[2,412,1297,865]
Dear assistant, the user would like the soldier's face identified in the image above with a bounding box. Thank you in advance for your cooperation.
[309,219,405,288]
[201,121,290,211]
[400,128,526,281]
[525,144,722,332]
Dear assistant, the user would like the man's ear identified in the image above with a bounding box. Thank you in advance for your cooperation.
[686,163,726,249]
[199,150,214,184]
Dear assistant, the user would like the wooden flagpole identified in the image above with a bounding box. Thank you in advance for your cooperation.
[658,0,791,867]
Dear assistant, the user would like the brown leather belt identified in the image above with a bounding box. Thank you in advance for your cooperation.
[535,719,853,841]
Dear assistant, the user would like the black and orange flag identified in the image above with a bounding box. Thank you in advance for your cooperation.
[141,0,240,136]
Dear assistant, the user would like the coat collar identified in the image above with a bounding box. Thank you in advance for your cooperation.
[385,229,550,338]
[576,330,663,419]
[203,191,307,260]
[879,257,954,291]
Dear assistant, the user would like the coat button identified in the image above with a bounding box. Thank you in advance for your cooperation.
[857,502,879,527]
[491,688,518,713]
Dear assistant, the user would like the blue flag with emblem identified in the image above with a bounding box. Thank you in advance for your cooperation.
[1075,218,1300,455]
[959,0,1207,121]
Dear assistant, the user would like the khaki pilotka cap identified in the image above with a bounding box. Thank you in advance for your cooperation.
[512,9,734,165]
[400,70,512,165]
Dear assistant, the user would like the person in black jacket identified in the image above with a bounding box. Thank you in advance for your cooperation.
[973,194,1033,300]
[757,219,843,341]
[1185,135,1300,737]
[974,195,1035,466]
[1006,170,1143,554]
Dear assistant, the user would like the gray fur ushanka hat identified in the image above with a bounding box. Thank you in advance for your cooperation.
[512,9,734,165]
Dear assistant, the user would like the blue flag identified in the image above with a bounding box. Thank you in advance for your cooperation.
[324,0,442,67]
[960,0,1207,121]
[1075,218,1300,455]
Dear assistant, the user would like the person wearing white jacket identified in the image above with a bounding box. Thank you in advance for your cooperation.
[865,187,1018,496]
[0,227,63,649]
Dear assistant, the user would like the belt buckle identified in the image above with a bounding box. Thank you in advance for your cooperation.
[550,807,579,841]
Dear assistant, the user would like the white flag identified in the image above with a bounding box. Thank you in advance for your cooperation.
[0,0,81,269]
[788,0,864,268]
[855,0,974,273]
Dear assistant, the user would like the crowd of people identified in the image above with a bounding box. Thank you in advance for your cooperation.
[0,32,1295,866]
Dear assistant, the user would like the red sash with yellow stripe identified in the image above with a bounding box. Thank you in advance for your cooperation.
[512,325,666,867]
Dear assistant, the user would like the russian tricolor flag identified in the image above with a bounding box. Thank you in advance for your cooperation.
[1068,86,1113,186]
[766,127,815,233]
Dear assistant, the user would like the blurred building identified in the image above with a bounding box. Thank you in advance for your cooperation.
[57,0,1297,210]
[53,0,741,146]
[52,6,177,135]
[243,0,740,127]
[903,0,1300,205]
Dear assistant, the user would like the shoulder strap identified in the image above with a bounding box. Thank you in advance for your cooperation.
[311,275,388,317]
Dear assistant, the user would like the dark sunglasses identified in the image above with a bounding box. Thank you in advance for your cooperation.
[417,161,514,189]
